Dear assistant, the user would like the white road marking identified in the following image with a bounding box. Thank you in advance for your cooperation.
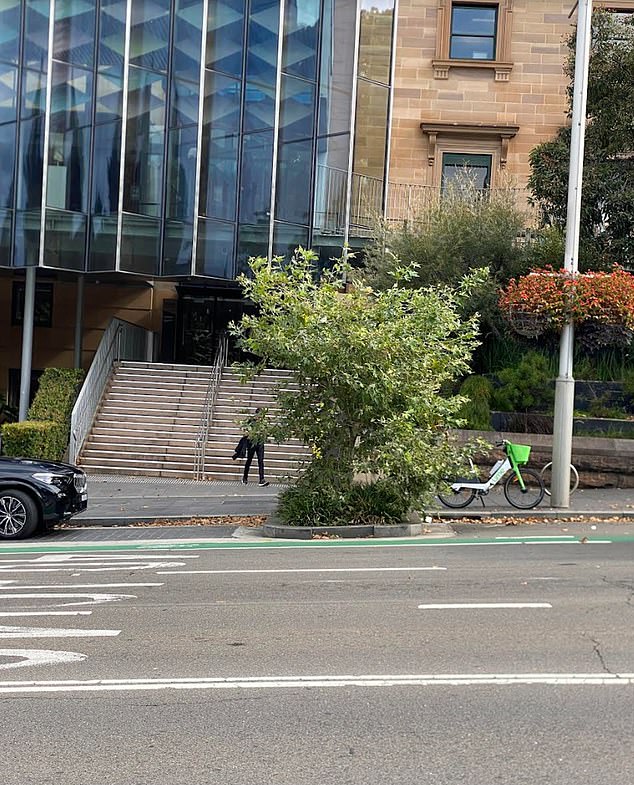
[0,625,120,639]
[0,563,186,573]
[0,583,163,590]
[0,592,135,607]
[418,602,552,609]
[157,567,447,575]
[495,535,575,540]
[32,554,200,562]
[0,611,92,618]
[0,649,86,670]
[0,672,632,693]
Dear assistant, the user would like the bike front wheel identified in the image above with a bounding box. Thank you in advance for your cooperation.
[503,468,545,509]
[437,486,477,509]
[540,462,579,496]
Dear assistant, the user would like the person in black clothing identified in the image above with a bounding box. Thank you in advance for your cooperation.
[241,408,269,486]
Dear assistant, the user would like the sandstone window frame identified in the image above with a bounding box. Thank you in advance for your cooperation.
[432,0,514,82]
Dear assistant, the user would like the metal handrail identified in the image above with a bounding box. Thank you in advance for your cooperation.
[193,333,229,480]
[69,318,151,464]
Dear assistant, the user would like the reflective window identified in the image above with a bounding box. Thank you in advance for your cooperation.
[166,126,197,220]
[24,0,50,71]
[17,117,44,209]
[54,0,96,67]
[282,0,319,80]
[14,210,41,266]
[195,218,235,278]
[0,209,12,264]
[0,0,20,65]
[314,133,349,234]
[243,80,275,132]
[442,152,492,190]
[98,0,127,75]
[237,223,268,275]
[450,4,497,60]
[91,121,120,214]
[207,0,245,77]
[119,213,160,275]
[358,0,394,84]
[318,0,355,137]
[276,140,312,225]
[173,0,203,82]
[171,79,200,127]
[95,72,123,123]
[0,64,17,125]
[246,0,279,87]
[239,131,273,224]
[21,69,46,119]
[280,76,315,142]
[130,0,171,72]
[200,131,238,222]
[353,80,388,180]
[50,62,93,127]
[273,222,309,260]
[43,209,86,270]
[88,214,118,270]
[163,220,194,275]
[0,121,15,208]
[123,68,166,217]
[204,71,241,133]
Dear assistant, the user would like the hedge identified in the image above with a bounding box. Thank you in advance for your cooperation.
[1,368,85,461]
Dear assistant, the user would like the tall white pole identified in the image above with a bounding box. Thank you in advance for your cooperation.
[551,0,593,507]
[18,266,37,421]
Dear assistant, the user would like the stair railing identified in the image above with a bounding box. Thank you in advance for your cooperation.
[193,333,229,480]
[69,318,152,465]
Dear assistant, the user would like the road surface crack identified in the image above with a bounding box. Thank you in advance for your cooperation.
[586,634,614,675]
[601,576,634,609]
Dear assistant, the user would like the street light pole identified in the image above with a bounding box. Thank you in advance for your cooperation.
[551,0,593,507]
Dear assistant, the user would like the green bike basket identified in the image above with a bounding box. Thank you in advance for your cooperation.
[508,442,531,465]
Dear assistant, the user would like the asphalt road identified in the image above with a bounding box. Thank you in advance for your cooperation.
[1,535,634,784]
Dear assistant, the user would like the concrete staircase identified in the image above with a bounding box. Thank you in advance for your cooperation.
[78,361,311,482]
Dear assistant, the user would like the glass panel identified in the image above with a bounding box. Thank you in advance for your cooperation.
[119,213,160,275]
[237,222,268,275]
[314,133,349,234]
[123,67,166,217]
[200,131,238,221]
[246,0,279,87]
[318,0,355,137]
[282,0,319,80]
[0,63,17,125]
[358,0,394,84]
[442,152,492,189]
[0,0,21,65]
[163,220,193,275]
[129,0,170,72]
[14,210,41,266]
[173,0,203,82]
[43,209,86,270]
[239,130,273,224]
[0,208,12,265]
[54,0,96,67]
[24,0,50,71]
[166,125,197,220]
[95,72,123,122]
[91,121,120,214]
[243,79,275,132]
[204,70,241,133]
[17,116,44,209]
[450,35,495,60]
[273,222,308,260]
[280,75,315,142]
[88,214,117,270]
[195,218,235,278]
[171,78,199,128]
[0,121,14,206]
[276,139,312,225]
[47,64,92,212]
[207,0,244,78]
[353,80,388,180]
[21,69,46,119]
[451,5,497,35]
[98,0,127,75]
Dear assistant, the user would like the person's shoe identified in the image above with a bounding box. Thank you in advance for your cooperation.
[258,481,270,487]
[241,479,248,485]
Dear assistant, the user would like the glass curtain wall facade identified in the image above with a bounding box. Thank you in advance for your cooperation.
[0,0,396,280]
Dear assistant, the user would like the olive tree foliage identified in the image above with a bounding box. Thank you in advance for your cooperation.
[528,10,634,269]
[230,249,485,524]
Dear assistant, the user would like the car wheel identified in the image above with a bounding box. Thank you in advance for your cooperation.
[0,490,39,539]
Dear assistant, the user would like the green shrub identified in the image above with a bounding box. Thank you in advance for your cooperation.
[28,368,85,423]
[492,351,554,413]
[459,375,493,430]
[1,420,67,461]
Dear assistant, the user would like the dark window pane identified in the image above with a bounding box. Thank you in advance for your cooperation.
[207,0,245,77]
[119,213,160,275]
[276,140,312,225]
[0,209,12,264]
[129,0,170,72]
[237,222,268,275]
[442,152,492,190]
[11,281,53,326]
[239,131,273,224]
[273,222,308,260]
[318,0,355,137]
[204,71,241,133]
[171,78,199,127]
[54,0,96,67]
[0,122,16,207]
[246,0,279,86]
[17,117,44,210]
[43,209,86,270]
[243,80,275,132]
[173,0,203,82]
[163,220,193,275]
[166,126,197,220]
[24,0,50,71]
[195,218,235,278]
[0,64,18,124]
[282,0,319,80]
[450,35,495,59]
[200,131,238,221]
[450,5,497,60]
[14,210,41,266]
[314,133,349,234]
[95,72,123,123]
[0,0,20,65]
[353,80,388,179]
[91,121,120,214]
[123,68,166,217]
[280,75,315,142]
[358,0,394,84]
[88,214,117,270]
[21,69,46,119]
[99,0,127,75]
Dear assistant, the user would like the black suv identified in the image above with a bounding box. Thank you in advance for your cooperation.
[0,457,88,540]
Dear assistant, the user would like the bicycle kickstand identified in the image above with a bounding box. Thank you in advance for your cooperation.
[478,494,486,508]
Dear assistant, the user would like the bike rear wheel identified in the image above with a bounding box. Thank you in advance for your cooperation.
[540,462,579,496]
[437,486,477,509]
[503,468,544,509]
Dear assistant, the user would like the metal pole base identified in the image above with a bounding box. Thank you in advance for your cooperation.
[551,376,575,508]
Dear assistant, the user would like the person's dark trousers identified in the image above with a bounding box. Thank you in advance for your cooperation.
[243,442,265,483]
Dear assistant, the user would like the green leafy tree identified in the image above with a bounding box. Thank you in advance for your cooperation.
[231,249,485,524]
[528,10,634,268]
